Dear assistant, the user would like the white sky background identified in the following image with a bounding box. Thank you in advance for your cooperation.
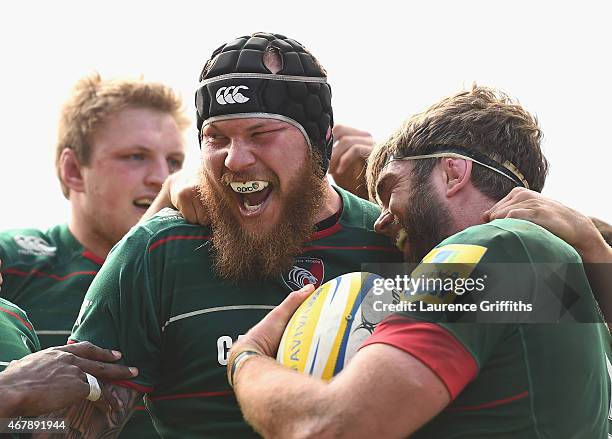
[0,0,610,231]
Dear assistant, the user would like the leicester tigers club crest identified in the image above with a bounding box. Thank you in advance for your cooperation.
[282,257,324,290]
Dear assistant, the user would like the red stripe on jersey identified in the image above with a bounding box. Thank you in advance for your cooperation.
[133,405,146,411]
[149,390,233,402]
[447,390,530,412]
[148,235,210,252]
[3,267,98,281]
[0,306,33,331]
[310,222,342,240]
[82,250,105,265]
[360,316,478,400]
[300,245,400,253]
[112,380,154,394]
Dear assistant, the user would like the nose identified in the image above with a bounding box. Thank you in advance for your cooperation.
[145,158,170,191]
[374,209,401,239]
[224,141,256,172]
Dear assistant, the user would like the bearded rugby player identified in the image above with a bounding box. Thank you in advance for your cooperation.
[0,74,187,437]
[228,87,612,438]
[46,33,402,438]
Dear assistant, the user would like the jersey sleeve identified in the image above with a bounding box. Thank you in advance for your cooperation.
[0,299,40,370]
[0,229,62,302]
[70,226,162,393]
[0,234,18,301]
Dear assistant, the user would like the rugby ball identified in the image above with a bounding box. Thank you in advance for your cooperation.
[276,272,398,380]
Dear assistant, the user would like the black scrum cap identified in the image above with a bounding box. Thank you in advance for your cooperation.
[195,32,334,174]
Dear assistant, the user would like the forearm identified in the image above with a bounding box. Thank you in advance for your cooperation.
[234,356,340,439]
[582,243,612,323]
[0,377,23,418]
[33,385,141,438]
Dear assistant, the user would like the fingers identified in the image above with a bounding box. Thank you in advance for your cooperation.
[484,187,539,220]
[503,208,538,221]
[55,341,122,362]
[275,284,315,320]
[180,198,199,224]
[73,356,138,380]
[486,200,532,220]
[330,136,373,174]
[333,135,374,159]
[177,187,209,226]
[333,124,372,139]
[334,144,371,175]
[191,197,211,226]
[296,283,316,296]
[169,170,202,220]
[259,284,315,330]
[55,342,138,380]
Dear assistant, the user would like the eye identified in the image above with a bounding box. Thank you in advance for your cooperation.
[203,133,228,147]
[126,153,145,161]
[167,157,183,173]
[253,128,283,138]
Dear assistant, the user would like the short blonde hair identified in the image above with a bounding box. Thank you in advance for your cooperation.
[56,73,190,197]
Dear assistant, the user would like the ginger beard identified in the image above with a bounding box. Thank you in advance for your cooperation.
[400,175,454,263]
[199,152,326,281]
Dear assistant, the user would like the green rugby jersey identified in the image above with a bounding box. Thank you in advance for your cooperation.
[0,224,102,349]
[0,224,158,438]
[0,297,39,371]
[363,218,612,438]
[71,187,402,438]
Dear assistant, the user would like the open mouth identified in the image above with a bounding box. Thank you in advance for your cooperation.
[229,181,273,217]
[133,197,154,210]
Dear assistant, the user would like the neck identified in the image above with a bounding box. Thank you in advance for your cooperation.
[313,181,342,224]
[68,206,112,260]
[448,192,496,235]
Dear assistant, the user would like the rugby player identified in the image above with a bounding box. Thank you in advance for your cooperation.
[0,261,136,420]
[53,32,401,437]
[0,73,188,437]
[228,86,612,438]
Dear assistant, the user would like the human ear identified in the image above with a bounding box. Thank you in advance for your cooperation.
[59,148,86,194]
[442,158,472,197]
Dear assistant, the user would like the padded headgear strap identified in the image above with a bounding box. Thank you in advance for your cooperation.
[385,145,530,189]
[195,32,334,174]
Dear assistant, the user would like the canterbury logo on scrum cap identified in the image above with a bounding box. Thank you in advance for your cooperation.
[215,85,250,105]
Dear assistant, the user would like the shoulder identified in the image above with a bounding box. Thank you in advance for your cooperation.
[0,297,39,365]
[335,185,381,231]
[434,218,581,264]
[0,226,59,263]
[0,297,29,317]
[0,297,34,331]
[110,208,211,259]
